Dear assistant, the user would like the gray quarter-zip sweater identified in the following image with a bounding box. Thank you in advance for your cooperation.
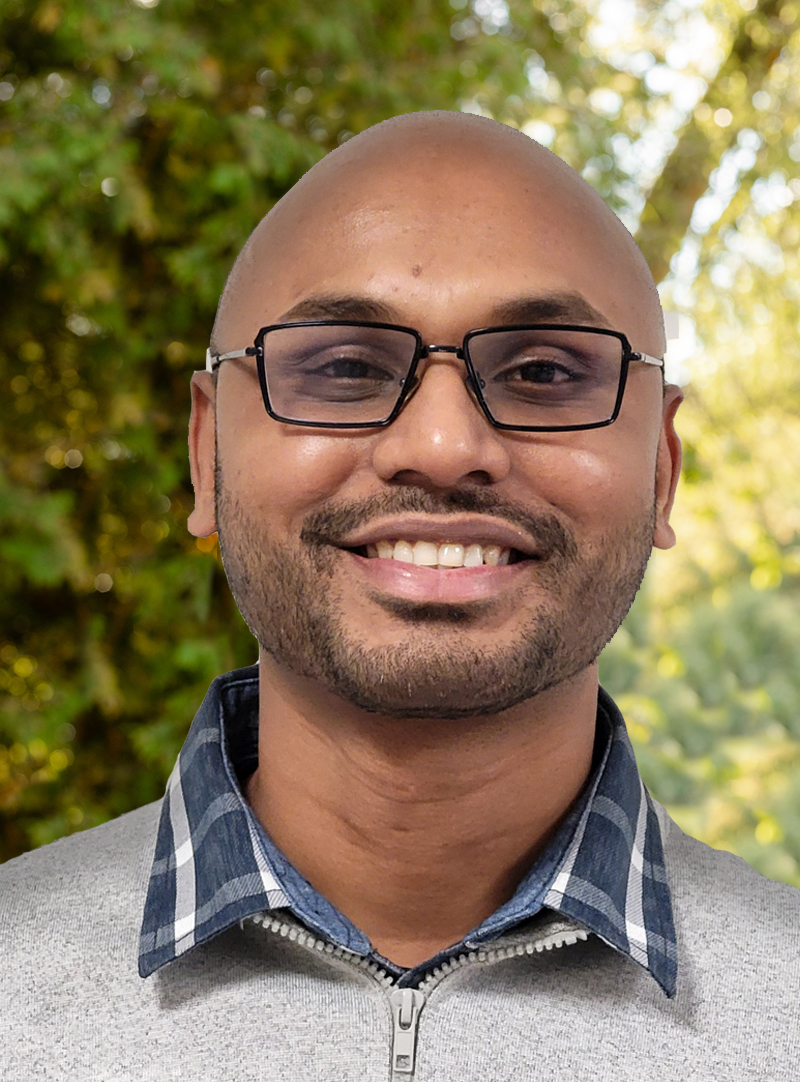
[2,669,799,1080]
[2,797,799,1080]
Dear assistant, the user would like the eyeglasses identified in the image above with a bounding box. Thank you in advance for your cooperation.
[205,320,664,432]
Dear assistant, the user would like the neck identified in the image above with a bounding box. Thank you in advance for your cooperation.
[245,655,600,968]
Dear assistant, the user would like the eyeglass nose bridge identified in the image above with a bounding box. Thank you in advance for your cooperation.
[420,344,463,358]
[417,343,484,388]
[401,343,488,412]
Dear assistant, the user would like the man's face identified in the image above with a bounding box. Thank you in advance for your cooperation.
[190,135,682,719]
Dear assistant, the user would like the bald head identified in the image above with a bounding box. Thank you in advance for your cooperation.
[211,111,664,359]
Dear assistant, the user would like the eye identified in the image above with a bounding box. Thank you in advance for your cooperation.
[497,348,588,386]
[313,356,394,381]
[286,347,405,404]
[506,360,577,384]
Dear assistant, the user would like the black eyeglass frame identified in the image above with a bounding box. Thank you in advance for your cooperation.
[205,319,664,433]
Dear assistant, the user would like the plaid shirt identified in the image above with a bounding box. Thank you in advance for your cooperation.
[139,664,677,996]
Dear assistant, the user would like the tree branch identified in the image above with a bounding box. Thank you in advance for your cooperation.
[634,0,799,284]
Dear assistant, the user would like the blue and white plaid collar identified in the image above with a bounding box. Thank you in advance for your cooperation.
[139,664,677,996]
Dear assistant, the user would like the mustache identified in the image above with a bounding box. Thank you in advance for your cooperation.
[300,488,578,562]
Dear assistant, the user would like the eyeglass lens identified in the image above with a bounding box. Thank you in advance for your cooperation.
[260,324,624,427]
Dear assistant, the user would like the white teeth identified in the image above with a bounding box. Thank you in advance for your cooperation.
[463,544,483,567]
[363,540,513,568]
[412,540,439,566]
[393,540,415,563]
[438,543,464,567]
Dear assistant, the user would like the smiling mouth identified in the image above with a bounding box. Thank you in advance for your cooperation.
[345,539,531,569]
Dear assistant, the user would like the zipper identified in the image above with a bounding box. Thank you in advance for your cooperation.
[247,912,588,1079]
[246,911,396,987]
[389,988,425,1074]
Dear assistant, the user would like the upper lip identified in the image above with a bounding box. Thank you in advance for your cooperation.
[337,517,540,557]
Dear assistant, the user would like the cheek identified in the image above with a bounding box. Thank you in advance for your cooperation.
[526,385,663,526]
[514,439,657,528]
[279,436,365,507]
[217,370,369,527]
[224,423,367,528]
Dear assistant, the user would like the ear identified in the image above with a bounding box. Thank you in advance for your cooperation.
[187,371,218,537]
[652,383,683,550]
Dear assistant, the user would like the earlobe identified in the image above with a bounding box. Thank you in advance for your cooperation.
[187,371,219,537]
[652,384,683,551]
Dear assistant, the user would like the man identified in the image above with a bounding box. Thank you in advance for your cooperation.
[2,111,797,1080]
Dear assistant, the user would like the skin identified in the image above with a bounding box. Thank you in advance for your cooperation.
[187,112,682,968]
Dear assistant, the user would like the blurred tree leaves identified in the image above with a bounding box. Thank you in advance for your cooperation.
[636,0,800,281]
[3,0,800,889]
[0,0,571,857]
[625,2,800,888]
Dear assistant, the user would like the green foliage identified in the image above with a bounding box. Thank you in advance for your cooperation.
[0,0,556,858]
[600,581,800,884]
[4,0,800,892]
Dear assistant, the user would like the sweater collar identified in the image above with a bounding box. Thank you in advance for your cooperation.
[139,665,676,996]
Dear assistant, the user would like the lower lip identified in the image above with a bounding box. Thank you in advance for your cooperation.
[345,551,532,603]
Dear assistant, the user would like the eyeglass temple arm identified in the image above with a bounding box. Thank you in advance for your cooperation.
[205,347,256,373]
[630,351,664,368]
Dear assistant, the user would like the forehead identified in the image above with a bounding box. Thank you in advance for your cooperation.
[219,132,660,350]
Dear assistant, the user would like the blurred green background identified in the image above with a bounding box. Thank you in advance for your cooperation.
[3,0,800,884]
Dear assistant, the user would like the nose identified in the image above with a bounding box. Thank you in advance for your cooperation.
[370,352,512,489]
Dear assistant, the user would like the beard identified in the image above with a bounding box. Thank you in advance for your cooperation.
[215,463,655,720]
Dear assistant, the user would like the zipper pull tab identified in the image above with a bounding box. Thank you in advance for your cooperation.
[389,988,425,1075]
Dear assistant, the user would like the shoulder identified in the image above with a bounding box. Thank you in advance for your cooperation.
[652,801,800,1018]
[655,798,800,930]
[0,799,162,921]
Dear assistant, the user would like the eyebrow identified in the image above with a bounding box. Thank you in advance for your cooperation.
[274,291,612,330]
[277,295,397,323]
[486,293,612,328]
